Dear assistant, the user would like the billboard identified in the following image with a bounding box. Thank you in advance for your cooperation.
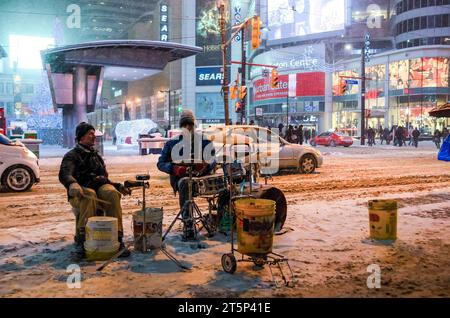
[196,67,230,86]
[253,72,325,102]
[196,0,230,67]
[196,92,226,120]
[267,0,345,41]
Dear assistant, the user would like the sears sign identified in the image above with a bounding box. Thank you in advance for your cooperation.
[196,67,224,86]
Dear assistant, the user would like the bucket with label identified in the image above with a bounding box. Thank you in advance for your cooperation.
[132,207,163,251]
[234,198,276,255]
[368,199,397,241]
[84,216,120,261]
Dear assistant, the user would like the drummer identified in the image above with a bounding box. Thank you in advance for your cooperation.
[157,110,216,240]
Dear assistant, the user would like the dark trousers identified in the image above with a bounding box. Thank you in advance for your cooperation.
[177,177,191,222]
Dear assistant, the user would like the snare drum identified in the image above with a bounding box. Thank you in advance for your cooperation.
[193,175,226,196]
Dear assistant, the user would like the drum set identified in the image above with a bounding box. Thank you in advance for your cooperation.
[106,157,293,285]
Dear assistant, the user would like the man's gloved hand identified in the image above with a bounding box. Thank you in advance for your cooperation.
[173,165,187,177]
[116,183,132,196]
[194,163,208,176]
[68,183,83,198]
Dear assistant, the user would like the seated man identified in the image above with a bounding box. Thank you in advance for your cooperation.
[157,110,216,240]
[59,122,131,258]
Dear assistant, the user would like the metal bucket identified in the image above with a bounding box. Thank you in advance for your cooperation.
[132,207,163,251]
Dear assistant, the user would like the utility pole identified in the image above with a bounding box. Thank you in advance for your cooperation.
[360,47,366,145]
[240,28,246,125]
[218,1,229,126]
[360,33,371,146]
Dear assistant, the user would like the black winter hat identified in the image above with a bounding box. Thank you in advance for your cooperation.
[75,122,95,142]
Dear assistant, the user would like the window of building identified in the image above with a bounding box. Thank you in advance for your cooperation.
[413,17,420,30]
[408,19,413,31]
[429,0,436,5]
[436,14,442,27]
[442,14,449,27]
[24,84,33,94]
[436,0,443,5]
[0,83,4,94]
[408,0,414,10]
[420,16,427,29]
[6,83,13,94]
[414,0,421,8]
[428,15,435,28]
[421,0,428,7]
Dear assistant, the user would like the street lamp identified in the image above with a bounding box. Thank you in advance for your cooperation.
[160,90,172,130]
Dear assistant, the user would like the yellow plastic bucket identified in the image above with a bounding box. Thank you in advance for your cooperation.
[234,198,276,255]
[85,216,119,261]
[368,200,397,241]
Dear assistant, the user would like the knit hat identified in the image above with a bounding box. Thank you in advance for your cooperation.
[75,122,95,142]
[179,109,196,127]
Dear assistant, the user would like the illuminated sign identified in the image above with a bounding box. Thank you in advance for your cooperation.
[267,0,345,42]
[160,4,169,41]
[9,35,55,70]
[196,67,230,86]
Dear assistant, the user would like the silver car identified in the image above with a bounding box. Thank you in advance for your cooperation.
[203,125,323,174]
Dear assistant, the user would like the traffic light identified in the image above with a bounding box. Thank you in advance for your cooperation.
[251,16,262,50]
[271,69,279,88]
[339,79,347,95]
[230,85,238,100]
[239,86,247,100]
[235,101,242,113]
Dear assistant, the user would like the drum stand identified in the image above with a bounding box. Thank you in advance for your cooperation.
[162,164,215,242]
[125,175,188,271]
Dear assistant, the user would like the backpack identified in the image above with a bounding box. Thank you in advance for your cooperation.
[438,135,450,162]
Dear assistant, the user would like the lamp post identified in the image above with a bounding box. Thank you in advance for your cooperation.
[160,90,172,130]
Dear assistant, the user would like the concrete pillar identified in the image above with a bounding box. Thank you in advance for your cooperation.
[322,71,333,132]
[74,65,88,124]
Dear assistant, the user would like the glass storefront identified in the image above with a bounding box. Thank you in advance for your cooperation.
[333,56,449,135]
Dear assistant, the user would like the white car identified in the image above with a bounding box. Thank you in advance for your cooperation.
[203,125,323,174]
[0,133,40,192]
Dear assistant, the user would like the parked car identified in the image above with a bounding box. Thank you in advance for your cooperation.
[310,132,353,147]
[0,133,40,192]
[203,125,323,174]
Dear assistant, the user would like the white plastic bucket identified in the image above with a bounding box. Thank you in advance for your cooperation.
[85,216,119,261]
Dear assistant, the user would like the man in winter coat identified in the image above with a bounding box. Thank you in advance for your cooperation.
[59,122,131,258]
[157,110,216,240]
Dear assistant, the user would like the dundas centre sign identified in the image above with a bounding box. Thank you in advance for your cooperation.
[250,43,325,79]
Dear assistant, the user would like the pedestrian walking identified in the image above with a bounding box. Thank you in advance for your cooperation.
[412,127,420,148]
[434,129,442,149]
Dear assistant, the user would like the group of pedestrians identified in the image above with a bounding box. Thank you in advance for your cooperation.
[273,123,316,145]
[367,125,449,148]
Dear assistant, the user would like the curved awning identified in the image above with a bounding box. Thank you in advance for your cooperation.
[41,40,202,73]
[429,103,450,118]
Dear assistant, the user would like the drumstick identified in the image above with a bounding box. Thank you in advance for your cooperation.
[80,192,112,206]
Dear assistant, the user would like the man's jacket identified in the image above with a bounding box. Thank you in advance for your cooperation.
[59,143,117,199]
[157,132,216,193]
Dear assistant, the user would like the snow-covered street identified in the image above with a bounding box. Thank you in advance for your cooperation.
[0,142,449,297]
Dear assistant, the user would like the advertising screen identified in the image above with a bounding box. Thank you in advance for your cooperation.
[267,0,345,41]
[196,92,228,120]
[196,0,230,67]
